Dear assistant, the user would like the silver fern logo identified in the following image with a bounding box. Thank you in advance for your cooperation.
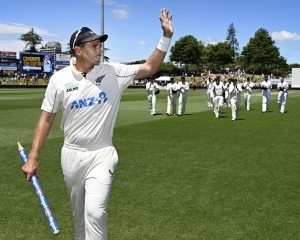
[95,75,105,86]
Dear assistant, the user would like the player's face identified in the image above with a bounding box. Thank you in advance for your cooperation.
[280,77,284,82]
[80,39,103,65]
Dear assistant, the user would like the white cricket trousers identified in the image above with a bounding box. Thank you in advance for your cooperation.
[206,90,213,107]
[244,92,252,110]
[225,91,230,107]
[213,96,223,117]
[262,90,270,112]
[167,93,177,115]
[61,144,118,240]
[230,98,240,120]
[147,94,156,114]
[178,92,188,115]
[277,91,287,113]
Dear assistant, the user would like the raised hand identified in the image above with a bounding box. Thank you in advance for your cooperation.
[158,8,173,38]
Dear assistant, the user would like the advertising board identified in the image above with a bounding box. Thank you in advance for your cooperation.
[19,52,54,74]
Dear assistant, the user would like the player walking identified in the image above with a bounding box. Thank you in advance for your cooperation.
[206,76,214,107]
[21,8,173,240]
[243,77,254,111]
[212,76,224,118]
[277,76,289,113]
[223,79,231,107]
[229,79,242,121]
[166,77,178,116]
[260,75,272,113]
[177,76,189,116]
[146,76,160,115]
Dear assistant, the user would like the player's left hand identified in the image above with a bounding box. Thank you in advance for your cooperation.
[159,8,173,38]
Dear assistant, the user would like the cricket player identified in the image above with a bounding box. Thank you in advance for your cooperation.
[212,76,224,118]
[277,76,289,113]
[260,75,272,112]
[223,79,231,107]
[229,79,242,121]
[243,77,254,111]
[206,76,214,107]
[177,76,189,116]
[146,76,160,115]
[166,77,178,116]
[21,8,173,240]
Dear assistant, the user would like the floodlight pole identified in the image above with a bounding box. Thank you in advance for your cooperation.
[101,0,104,63]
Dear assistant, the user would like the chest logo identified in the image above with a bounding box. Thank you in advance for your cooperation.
[65,83,79,92]
[71,91,108,110]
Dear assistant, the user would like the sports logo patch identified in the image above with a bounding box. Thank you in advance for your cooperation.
[95,75,105,86]
[65,82,79,92]
[71,91,108,110]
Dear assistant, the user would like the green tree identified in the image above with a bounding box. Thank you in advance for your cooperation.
[159,61,180,75]
[226,23,239,59]
[203,42,233,71]
[169,35,204,73]
[19,28,42,52]
[241,28,280,73]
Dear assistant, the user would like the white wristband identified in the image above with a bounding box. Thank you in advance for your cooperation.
[157,36,171,52]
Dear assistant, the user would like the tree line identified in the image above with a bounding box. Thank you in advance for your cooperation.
[19,26,300,76]
[166,24,300,76]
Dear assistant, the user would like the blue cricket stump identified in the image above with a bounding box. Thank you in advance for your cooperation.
[18,142,60,235]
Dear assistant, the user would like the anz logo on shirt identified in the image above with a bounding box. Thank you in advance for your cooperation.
[71,92,108,110]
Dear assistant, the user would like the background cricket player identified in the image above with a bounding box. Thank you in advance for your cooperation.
[277,76,289,113]
[223,79,231,107]
[21,8,173,240]
[146,76,160,115]
[212,76,224,118]
[260,75,272,113]
[229,79,242,121]
[166,77,178,116]
[177,76,189,116]
[206,76,214,107]
[243,77,254,111]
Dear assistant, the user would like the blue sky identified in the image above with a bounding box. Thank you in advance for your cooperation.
[1,0,300,64]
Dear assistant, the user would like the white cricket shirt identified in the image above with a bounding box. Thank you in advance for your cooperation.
[42,57,139,149]
[277,81,289,90]
[213,82,224,96]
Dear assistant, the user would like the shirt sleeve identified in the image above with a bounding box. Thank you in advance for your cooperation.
[185,83,190,90]
[41,75,61,113]
[110,63,139,91]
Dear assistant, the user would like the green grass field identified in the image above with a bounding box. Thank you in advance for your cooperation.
[0,88,300,239]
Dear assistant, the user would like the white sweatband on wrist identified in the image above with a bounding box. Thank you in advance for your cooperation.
[157,36,171,52]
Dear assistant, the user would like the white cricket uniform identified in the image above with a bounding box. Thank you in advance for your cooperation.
[229,84,242,120]
[166,82,178,115]
[42,57,139,240]
[277,81,289,113]
[146,82,160,115]
[213,82,224,118]
[261,80,272,112]
[243,81,254,110]
[224,82,230,107]
[206,79,214,107]
[177,81,189,115]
